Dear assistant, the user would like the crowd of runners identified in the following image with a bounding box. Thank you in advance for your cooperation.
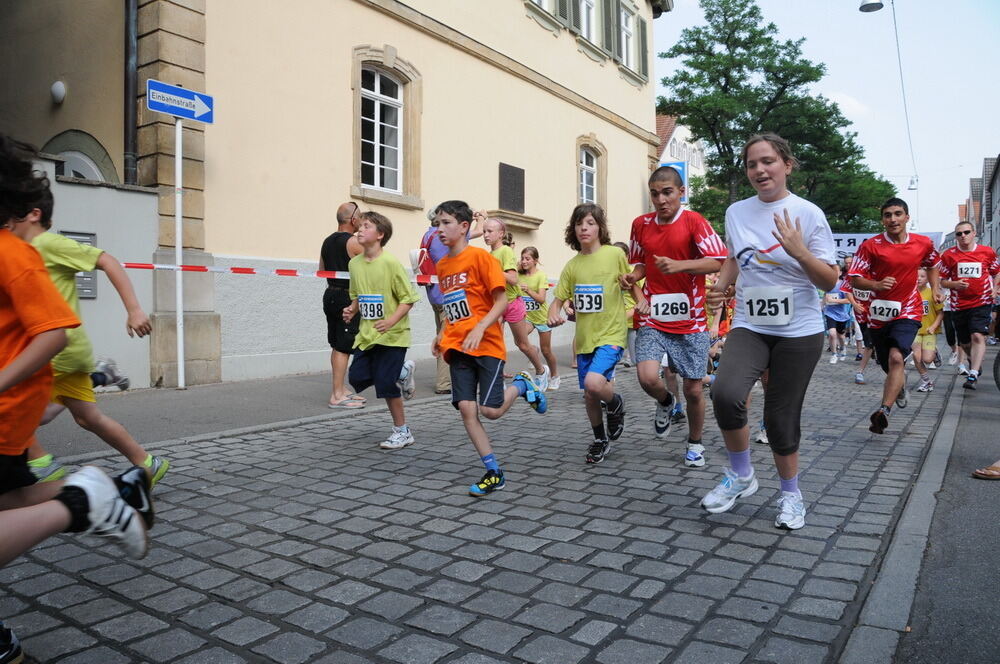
[4,126,1000,661]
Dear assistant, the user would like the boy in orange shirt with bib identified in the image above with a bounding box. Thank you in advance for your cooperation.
[431,201,547,497]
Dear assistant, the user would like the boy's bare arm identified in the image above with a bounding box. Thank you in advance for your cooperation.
[375,302,413,333]
[96,252,151,338]
[0,329,67,394]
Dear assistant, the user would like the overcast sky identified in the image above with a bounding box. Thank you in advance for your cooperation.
[652,0,1000,234]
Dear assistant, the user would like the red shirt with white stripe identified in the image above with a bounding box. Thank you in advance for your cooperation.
[938,244,999,310]
[848,233,940,328]
[628,210,727,334]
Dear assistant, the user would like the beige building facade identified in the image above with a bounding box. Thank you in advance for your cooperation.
[1,0,670,384]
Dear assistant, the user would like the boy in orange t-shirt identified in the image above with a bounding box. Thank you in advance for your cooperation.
[0,135,153,660]
[432,201,547,497]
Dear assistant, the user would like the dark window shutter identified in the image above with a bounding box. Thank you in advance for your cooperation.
[556,0,571,26]
[569,0,582,34]
[612,1,623,62]
[638,15,648,77]
[600,0,616,55]
[499,163,525,214]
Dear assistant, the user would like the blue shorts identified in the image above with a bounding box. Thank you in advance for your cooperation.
[349,345,407,399]
[531,322,552,334]
[577,345,623,389]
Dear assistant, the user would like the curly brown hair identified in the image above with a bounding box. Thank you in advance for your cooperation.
[564,204,610,252]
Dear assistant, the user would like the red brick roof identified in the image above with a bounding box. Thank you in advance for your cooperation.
[655,115,677,161]
[959,203,967,221]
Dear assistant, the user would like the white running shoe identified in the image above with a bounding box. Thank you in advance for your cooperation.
[535,365,551,392]
[754,424,769,445]
[654,393,675,439]
[895,385,908,409]
[775,491,806,530]
[64,466,148,559]
[948,351,958,366]
[829,353,838,364]
[701,468,758,514]
[397,360,416,400]
[380,426,414,450]
[684,442,706,468]
[838,351,847,361]
[854,372,866,385]
[958,363,969,376]
[548,375,561,391]
[916,377,933,393]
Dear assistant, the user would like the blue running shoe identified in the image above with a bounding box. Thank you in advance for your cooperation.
[469,469,505,497]
[513,372,547,414]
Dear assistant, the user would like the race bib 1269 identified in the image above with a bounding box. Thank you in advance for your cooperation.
[650,292,691,322]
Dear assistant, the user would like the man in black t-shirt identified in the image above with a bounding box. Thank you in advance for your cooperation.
[320,202,364,408]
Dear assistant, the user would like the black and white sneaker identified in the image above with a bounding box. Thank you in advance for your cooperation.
[669,409,686,426]
[114,465,155,529]
[586,438,611,464]
[64,466,148,559]
[94,358,130,391]
[0,621,22,664]
[962,374,978,390]
[654,393,674,438]
[604,395,626,441]
[895,386,908,408]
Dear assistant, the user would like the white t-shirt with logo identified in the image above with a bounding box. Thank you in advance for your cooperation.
[725,193,836,338]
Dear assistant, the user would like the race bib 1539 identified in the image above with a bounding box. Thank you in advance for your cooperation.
[574,284,604,313]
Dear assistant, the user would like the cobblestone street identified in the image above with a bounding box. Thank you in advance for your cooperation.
[2,359,950,663]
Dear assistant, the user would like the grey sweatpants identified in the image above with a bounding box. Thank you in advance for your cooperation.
[711,327,824,456]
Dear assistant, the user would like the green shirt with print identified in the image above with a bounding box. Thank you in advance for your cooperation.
[348,251,420,350]
[32,231,102,373]
[554,244,629,354]
[490,245,523,301]
[517,270,550,326]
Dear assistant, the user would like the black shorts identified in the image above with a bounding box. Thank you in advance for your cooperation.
[348,345,407,399]
[870,319,920,373]
[952,305,992,345]
[448,351,506,409]
[324,287,360,353]
[824,316,848,335]
[0,452,37,495]
[859,323,874,349]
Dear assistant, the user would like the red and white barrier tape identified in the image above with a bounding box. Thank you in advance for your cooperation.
[122,262,560,287]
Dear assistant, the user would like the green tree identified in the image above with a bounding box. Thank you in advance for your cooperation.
[659,0,894,231]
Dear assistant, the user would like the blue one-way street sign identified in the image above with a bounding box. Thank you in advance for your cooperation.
[146,79,214,124]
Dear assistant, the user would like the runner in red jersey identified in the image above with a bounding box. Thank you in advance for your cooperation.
[622,166,726,468]
[848,198,941,434]
[938,221,1000,389]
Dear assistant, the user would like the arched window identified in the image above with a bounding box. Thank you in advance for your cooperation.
[579,147,598,204]
[360,67,403,193]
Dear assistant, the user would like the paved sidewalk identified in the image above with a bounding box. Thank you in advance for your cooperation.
[3,356,953,663]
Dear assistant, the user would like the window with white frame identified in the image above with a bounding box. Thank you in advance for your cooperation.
[579,147,597,204]
[580,0,596,41]
[618,5,634,69]
[531,0,546,7]
[360,67,403,192]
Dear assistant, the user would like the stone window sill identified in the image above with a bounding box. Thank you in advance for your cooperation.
[487,209,543,232]
[576,35,607,64]
[523,1,563,35]
[618,63,647,88]
[351,185,424,211]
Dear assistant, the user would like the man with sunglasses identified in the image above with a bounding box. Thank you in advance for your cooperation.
[321,202,365,407]
[938,221,1000,390]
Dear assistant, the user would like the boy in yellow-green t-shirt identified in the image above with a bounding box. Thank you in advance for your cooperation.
[913,268,943,392]
[9,188,168,487]
[342,211,421,450]
[549,204,637,464]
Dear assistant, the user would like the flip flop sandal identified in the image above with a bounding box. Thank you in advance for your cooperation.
[971,465,1000,480]
[328,397,365,409]
[346,393,368,403]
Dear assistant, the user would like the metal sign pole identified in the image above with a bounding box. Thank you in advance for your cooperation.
[175,117,186,389]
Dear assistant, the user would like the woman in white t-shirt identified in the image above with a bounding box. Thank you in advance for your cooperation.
[700,133,838,531]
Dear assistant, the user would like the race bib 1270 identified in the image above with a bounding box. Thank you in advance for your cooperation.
[574,284,604,313]
[443,289,472,323]
[743,286,793,326]
[869,299,901,322]
[358,294,385,320]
